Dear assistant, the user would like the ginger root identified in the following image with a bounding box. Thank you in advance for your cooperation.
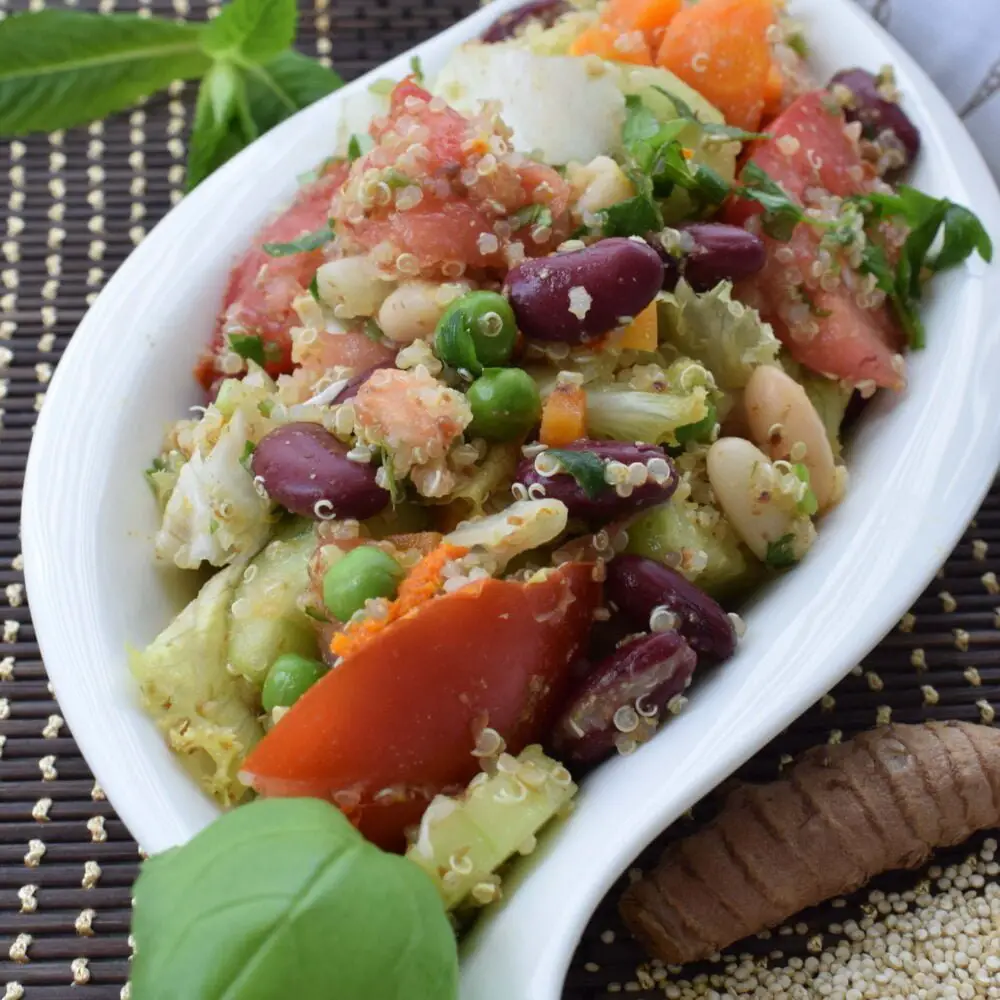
[620,721,1000,964]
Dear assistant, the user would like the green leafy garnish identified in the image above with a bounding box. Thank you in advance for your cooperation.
[853,186,993,348]
[347,133,365,161]
[0,0,344,190]
[379,447,404,505]
[764,533,798,568]
[262,221,333,257]
[599,193,663,238]
[240,440,256,469]
[131,798,459,1000]
[786,31,809,58]
[510,204,554,231]
[674,400,718,445]
[701,122,771,143]
[547,450,609,499]
[228,333,266,365]
[308,271,321,301]
[737,162,809,241]
[792,462,818,516]
[363,319,384,343]
[409,54,424,83]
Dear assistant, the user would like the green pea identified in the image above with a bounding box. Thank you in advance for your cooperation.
[322,545,404,622]
[262,653,325,713]
[674,401,718,445]
[467,368,542,442]
[433,291,517,374]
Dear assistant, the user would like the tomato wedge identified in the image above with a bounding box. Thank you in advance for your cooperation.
[331,79,572,278]
[241,562,601,852]
[195,160,350,391]
[724,91,905,390]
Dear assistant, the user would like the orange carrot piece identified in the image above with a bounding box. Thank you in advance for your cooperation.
[569,22,653,65]
[763,63,786,118]
[619,301,659,352]
[656,0,776,132]
[601,0,682,42]
[540,382,588,448]
[331,543,468,660]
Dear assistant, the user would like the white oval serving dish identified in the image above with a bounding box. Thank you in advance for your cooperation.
[21,1,1000,997]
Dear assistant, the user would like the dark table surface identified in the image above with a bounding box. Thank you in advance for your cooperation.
[0,1,998,996]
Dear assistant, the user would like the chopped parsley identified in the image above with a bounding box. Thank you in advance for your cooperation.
[347,134,363,161]
[262,221,334,257]
[851,186,993,348]
[379,447,403,505]
[510,204,554,231]
[765,533,798,568]
[240,440,256,470]
[736,162,810,241]
[547,450,609,499]
[308,271,321,302]
[792,462,818,516]
[227,333,273,366]
[409,55,424,83]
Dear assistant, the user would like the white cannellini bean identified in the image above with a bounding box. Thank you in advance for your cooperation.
[316,256,395,319]
[377,280,470,343]
[569,155,634,220]
[445,499,568,566]
[744,366,838,511]
[707,437,815,562]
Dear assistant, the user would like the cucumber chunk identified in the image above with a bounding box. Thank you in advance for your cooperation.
[406,745,576,910]
[227,519,319,687]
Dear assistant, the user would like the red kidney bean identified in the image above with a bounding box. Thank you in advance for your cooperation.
[504,238,663,344]
[551,630,697,764]
[515,439,677,524]
[335,362,396,404]
[647,224,766,293]
[606,555,736,662]
[829,68,921,167]
[251,422,389,521]
[482,0,570,42]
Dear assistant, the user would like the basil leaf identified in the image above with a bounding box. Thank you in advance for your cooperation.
[764,533,797,568]
[547,450,608,499]
[228,333,266,364]
[187,61,255,190]
[0,11,211,135]
[933,203,994,273]
[263,222,333,257]
[131,798,459,1000]
[242,49,343,132]
[201,0,297,64]
[738,162,807,241]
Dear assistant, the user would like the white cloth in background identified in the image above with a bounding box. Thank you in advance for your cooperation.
[854,0,1000,177]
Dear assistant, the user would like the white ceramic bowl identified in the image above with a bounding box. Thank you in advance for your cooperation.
[22,1,1000,996]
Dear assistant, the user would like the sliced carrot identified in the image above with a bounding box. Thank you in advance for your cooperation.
[330,543,468,661]
[656,0,776,132]
[569,22,653,65]
[619,301,659,352]
[540,382,588,448]
[601,0,682,45]
[763,63,786,118]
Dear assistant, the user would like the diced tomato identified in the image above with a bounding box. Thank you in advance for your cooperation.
[241,562,601,852]
[195,161,350,391]
[724,91,905,389]
[331,78,572,278]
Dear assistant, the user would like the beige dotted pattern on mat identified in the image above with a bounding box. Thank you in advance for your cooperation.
[0,1,998,997]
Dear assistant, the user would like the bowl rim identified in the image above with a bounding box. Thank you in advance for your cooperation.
[20,1,1000,997]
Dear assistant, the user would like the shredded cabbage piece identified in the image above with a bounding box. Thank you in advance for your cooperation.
[658,280,781,390]
[129,565,263,806]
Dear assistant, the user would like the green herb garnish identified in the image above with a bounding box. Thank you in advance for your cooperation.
[228,333,266,364]
[792,462,818,516]
[347,133,363,161]
[0,0,344,190]
[263,221,333,257]
[379,447,403,505]
[765,533,798,568]
[409,55,424,83]
[547,450,609,499]
[510,204,554,231]
[737,162,810,241]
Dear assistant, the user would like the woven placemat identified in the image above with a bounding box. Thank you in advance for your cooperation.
[1,1,998,997]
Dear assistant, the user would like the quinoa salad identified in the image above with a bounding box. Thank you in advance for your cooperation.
[133,0,991,914]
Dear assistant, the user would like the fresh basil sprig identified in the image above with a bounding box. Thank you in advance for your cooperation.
[0,0,343,190]
[131,798,459,1000]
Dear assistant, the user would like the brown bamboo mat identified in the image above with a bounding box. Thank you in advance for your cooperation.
[1,1,998,997]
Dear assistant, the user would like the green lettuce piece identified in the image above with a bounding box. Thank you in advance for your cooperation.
[586,386,708,446]
[130,565,263,806]
[627,495,759,598]
[658,280,781,390]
